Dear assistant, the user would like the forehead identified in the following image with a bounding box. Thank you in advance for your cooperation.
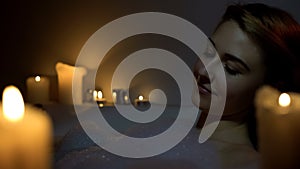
[211,21,264,70]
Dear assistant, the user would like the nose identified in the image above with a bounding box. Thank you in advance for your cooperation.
[193,59,210,84]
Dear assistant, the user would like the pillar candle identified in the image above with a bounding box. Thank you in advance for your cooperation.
[55,62,87,105]
[255,86,300,169]
[112,89,124,104]
[0,85,52,169]
[26,76,50,104]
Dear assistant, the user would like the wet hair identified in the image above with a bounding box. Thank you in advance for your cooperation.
[219,3,300,149]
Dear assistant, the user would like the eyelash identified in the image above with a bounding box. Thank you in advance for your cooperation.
[223,63,241,76]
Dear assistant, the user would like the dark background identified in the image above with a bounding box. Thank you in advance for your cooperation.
[1,0,299,103]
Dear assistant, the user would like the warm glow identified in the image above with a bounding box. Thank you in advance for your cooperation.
[138,95,144,101]
[98,91,103,99]
[278,93,291,107]
[124,95,128,101]
[93,90,98,100]
[99,103,104,107]
[112,92,117,98]
[35,76,41,82]
[2,86,25,122]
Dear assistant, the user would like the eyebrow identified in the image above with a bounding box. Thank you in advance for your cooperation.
[209,37,251,72]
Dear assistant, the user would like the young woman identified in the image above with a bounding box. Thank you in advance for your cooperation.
[194,3,300,151]
[55,3,300,169]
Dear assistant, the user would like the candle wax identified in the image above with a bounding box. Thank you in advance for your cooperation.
[0,103,52,169]
[255,86,300,169]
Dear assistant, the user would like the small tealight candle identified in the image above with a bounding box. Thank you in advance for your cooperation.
[135,95,150,107]
[255,86,300,169]
[92,90,106,105]
[26,75,50,104]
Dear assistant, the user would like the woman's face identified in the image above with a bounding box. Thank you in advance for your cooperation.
[194,20,266,121]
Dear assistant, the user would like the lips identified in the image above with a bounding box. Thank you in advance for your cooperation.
[194,71,212,96]
[198,84,211,96]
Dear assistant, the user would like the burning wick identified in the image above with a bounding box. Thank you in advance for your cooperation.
[278,93,291,107]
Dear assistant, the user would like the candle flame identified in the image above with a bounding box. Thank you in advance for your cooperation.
[124,95,128,101]
[2,86,25,122]
[93,90,98,100]
[112,92,117,102]
[35,76,41,82]
[138,95,144,101]
[278,93,291,107]
[98,91,103,99]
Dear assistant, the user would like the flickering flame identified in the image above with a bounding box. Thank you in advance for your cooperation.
[2,86,25,122]
[278,93,291,107]
[93,90,98,100]
[98,91,103,99]
[138,95,144,101]
[35,76,41,82]
[124,95,128,101]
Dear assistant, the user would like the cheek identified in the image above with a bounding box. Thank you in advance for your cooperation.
[227,84,256,103]
[227,72,265,97]
[225,76,264,111]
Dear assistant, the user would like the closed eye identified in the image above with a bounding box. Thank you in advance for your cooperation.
[223,63,242,76]
[209,37,251,75]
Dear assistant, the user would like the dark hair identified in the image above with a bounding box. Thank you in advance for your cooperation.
[219,3,300,149]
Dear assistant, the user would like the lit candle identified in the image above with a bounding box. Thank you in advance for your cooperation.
[124,95,129,102]
[55,62,87,104]
[0,85,52,169]
[98,91,103,99]
[26,75,50,104]
[122,90,130,104]
[2,86,24,122]
[138,95,144,101]
[35,76,41,82]
[92,90,106,104]
[93,90,98,101]
[278,93,291,108]
[112,89,124,104]
[112,91,117,103]
[135,95,150,107]
[255,86,300,169]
